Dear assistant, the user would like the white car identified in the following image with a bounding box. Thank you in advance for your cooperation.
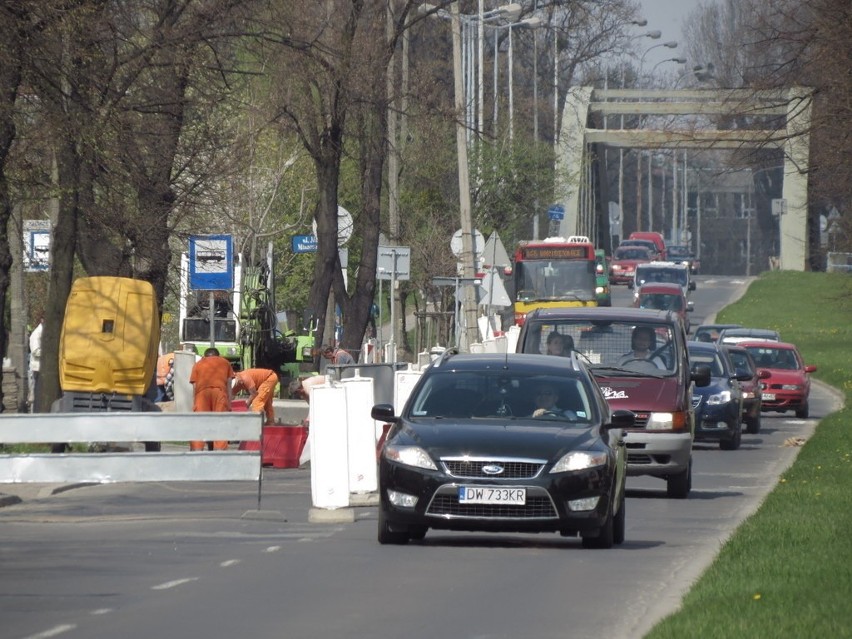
[629,261,696,300]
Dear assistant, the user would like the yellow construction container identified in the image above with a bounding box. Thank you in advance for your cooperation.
[58,276,160,398]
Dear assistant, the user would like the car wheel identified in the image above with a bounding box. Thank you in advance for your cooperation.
[795,402,809,419]
[666,458,692,499]
[377,509,410,545]
[581,504,614,549]
[746,411,761,434]
[612,493,626,545]
[719,422,741,450]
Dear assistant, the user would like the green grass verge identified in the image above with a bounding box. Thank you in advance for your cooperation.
[645,271,852,638]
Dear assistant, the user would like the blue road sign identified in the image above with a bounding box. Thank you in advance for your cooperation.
[548,204,565,221]
[292,235,318,253]
[189,235,233,290]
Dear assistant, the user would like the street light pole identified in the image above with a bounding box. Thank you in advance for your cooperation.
[639,40,678,79]
[450,2,480,351]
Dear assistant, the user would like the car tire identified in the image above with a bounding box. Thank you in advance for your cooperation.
[720,418,742,450]
[666,457,692,499]
[581,505,614,549]
[612,493,626,545]
[377,509,410,545]
[746,411,761,434]
[795,402,809,419]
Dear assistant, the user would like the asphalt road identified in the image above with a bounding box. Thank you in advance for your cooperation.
[0,275,842,639]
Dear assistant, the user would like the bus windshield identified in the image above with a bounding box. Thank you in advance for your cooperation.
[515,260,596,302]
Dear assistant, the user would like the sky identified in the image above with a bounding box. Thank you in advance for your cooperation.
[634,0,704,70]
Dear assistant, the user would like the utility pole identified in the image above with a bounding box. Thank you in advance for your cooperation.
[451,2,480,351]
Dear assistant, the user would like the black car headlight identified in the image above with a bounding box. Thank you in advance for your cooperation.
[550,450,607,473]
[383,445,438,471]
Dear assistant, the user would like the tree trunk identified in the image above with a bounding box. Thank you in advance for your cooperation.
[36,140,81,412]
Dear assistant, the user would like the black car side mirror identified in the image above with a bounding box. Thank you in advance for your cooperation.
[692,363,712,387]
[607,409,635,430]
[371,403,399,423]
[689,281,696,291]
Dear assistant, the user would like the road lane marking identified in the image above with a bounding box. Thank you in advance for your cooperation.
[21,625,76,639]
[151,577,199,590]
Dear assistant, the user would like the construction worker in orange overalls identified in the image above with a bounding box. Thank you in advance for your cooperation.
[188,347,235,451]
[232,368,279,425]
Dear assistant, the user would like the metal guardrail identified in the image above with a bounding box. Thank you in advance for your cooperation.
[826,252,852,273]
[0,412,263,483]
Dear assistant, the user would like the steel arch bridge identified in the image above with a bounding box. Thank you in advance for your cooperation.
[554,86,812,271]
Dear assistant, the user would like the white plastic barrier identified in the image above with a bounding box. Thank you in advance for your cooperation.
[394,368,422,414]
[504,325,521,353]
[309,384,350,509]
[341,376,378,494]
[481,335,509,353]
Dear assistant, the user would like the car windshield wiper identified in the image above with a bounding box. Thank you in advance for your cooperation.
[590,365,665,378]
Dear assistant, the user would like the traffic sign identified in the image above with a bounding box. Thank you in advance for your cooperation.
[312,205,354,247]
[377,245,411,281]
[481,232,511,268]
[548,204,565,221]
[292,234,318,253]
[450,228,485,258]
[189,234,233,290]
[23,219,51,272]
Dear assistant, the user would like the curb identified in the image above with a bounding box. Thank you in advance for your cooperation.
[0,482,97,509]
[0,494,22,508]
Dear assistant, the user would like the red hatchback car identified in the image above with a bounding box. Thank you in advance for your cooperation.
[632,282,693,332]
[739,340,816,418]
[609,246,654,286]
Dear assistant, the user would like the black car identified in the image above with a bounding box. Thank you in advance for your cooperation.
[723,344,769,434]
[371,352,633,548]
[687,341,750,450]
[666,245,700,274]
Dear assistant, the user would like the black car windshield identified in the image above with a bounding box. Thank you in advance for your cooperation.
[726,350,754,375]
[667,246,692,257]
[521,321,678,376]
[688,351,725,377]
[408,371,596,424]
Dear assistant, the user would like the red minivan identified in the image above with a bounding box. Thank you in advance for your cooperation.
[629,232,667,261]
[516,307,710,498]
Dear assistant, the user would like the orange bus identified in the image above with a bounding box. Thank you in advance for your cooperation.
[513,236,598,325]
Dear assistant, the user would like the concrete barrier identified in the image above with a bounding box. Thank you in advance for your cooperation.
[0,412,263,483]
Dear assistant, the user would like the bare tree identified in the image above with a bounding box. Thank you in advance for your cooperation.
[683,0,852,261]
[15,0,254,409]
[255,1,423,355]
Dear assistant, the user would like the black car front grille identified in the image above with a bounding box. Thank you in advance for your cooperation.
[426,493,558,520]
[692,396,702,409]
[441,458,545,479]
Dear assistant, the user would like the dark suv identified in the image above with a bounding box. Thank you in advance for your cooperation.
[516,307,710,498]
